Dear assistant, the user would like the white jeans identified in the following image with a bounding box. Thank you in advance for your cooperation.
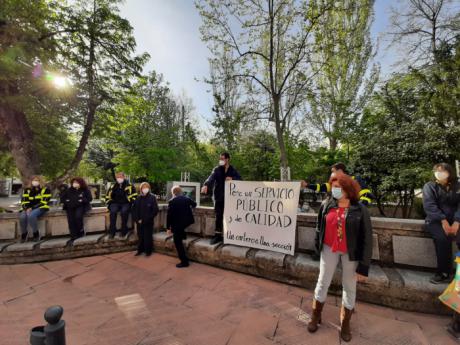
[314,245,358,310]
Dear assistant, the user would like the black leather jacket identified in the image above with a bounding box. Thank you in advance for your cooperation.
[315,198,373,276]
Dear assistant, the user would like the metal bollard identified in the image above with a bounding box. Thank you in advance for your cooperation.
[30,306,66,345]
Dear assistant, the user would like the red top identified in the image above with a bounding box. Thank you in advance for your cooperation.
[324,207,348,253]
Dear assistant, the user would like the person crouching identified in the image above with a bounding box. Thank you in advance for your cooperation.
[132,182,159,257]
[167,185,197,268]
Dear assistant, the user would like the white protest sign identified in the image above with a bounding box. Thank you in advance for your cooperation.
[223,181,300,255]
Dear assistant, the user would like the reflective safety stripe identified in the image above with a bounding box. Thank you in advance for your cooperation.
[315,184,320,193]
[39,205,50,209]
[21,201,29,204]
[22,194,30,197]
[359,189,371,196]
[325,183,331,192]
[360,196,372,204]
[352,175,356,180]
[41,194,52,197]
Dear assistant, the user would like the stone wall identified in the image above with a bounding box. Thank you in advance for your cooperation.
[0,205,444,269]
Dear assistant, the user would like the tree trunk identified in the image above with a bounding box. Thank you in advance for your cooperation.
[273,96,288,170]
[329,136,338,151]
[51,8,98,189]
[0,84,41,184]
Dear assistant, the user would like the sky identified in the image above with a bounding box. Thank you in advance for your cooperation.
[119,0,400,132]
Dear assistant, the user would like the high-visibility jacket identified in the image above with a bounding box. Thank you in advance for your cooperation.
[306,175,374,206]
[21,186,52,210]
[104,181,137,205]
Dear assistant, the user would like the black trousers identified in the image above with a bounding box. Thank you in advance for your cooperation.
[214,200,224,236]
[109,203,130,235]
[137,221,153,255]
[173,229,189,264]
[66,207,85,239]
[426,221,460,274]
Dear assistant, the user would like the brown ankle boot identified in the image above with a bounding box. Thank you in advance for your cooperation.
[307,299,324,333]
[340,306,354,342]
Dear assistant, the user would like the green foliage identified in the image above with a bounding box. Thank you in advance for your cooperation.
[350,39,460,217]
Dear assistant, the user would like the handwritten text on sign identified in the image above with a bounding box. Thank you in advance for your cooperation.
[223,181,300,255]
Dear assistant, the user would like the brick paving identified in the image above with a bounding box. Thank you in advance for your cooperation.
[0,252,457,345]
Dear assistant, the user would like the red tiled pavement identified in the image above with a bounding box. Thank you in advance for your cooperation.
[0,252,456,345]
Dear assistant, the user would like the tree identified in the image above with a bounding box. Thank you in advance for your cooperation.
[307,0,379,150]
[0,0,148,184]
[0,0,57,182]
[112,72,201,182]
[196,0,333,172]
[389,0,460,65]
[51,0,149,185]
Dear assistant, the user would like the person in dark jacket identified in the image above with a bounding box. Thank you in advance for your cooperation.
[423,163,460,284]
[132,182,159,257]
[19,175,51,242]
[167,185,197,268]
[301,163,374,206]
[105,172,137,238]
[308,174,373,342]
[62,177,92,240]
[201,152,241,244]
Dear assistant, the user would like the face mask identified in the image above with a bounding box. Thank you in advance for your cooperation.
[331,187,343,200]
[31,181,40,187]
[73,183,80,189]
[219,160,225,166]
[116,178,124,184]
[142,188,150,195]
[435,171,448,181]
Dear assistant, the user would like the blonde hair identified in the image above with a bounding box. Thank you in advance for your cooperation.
[171,185,182,196]
[28,175,45,188]
[139,182,151,191]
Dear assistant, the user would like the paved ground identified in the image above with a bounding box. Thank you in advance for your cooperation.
[0,252,457,345]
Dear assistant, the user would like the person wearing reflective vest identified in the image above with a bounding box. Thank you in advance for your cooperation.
[301,163,374,206]
[19,175,51,242]
[105,172,137,238]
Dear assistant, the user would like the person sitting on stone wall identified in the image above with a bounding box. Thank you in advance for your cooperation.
[19,175,51,242]
[423,163,460,284]
[61,177,92,241]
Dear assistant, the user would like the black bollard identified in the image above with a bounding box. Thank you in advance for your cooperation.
[30,306,66,345]
[29,326,45,345]
[44,306,66,345]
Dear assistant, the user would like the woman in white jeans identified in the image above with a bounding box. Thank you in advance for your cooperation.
[308,173,373,342]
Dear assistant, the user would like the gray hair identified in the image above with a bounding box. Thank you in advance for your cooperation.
[171,185,182,196]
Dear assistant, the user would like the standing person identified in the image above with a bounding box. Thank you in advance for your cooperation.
[301,163,374,206]
[201,152,241,244]
[105,172,137,238]
[132,182,159,257]
[19,176,51,242]
[167,185,197,268]
[62,177,92,240]
[308,174,373,342]
[423,163,460,284]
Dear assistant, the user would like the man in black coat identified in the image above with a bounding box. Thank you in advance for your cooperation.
[167,185,197,268]
[201,152,241,244]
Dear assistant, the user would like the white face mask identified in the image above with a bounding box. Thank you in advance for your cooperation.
[219,159,226,166]
[73,183,80,189]
[435,171,449,181]
[142,188,150,195]
[116,178,124,184]
[31,181,40,187]
[331,187,343,200]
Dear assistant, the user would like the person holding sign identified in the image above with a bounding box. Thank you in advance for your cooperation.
[308,173,373,342]
[201,152,241,244]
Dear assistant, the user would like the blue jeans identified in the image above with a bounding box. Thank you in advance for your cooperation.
[19,208,47,235]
